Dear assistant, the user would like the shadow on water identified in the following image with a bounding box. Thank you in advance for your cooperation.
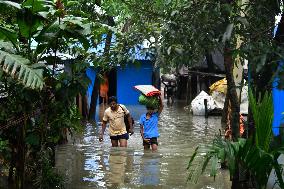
[55,101,231,189]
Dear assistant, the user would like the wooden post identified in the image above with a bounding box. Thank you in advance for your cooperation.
[196,75,200,94]
[78,93,82,115]
[189,75,192,103]
[204,99,208,118]
[186,72,192,104]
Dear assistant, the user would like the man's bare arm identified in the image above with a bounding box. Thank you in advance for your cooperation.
[99,121,107,141]
[127,114,134,135]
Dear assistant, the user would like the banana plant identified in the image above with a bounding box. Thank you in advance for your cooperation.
[0,1,91,188]
[0,0,91,90]
[187,91,284,188]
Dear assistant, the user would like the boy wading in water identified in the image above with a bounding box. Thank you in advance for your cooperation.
[139,95,163,151]
[99,96,134,147]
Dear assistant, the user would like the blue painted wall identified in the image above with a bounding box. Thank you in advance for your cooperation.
[86,68,97,109]
[272,62,284,136]
[117,60,153,105]
[86,61,154,121]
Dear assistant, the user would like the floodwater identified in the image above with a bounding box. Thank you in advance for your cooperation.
[55,101,231,189]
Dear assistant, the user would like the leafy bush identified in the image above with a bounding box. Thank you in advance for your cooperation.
[34,149,65,189]
[187,91,284,188]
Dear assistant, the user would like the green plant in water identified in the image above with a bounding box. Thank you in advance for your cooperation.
[0,1,90,188]
[0,138,10,176]
[34,149,65,189]
[187,91,284,188]
[48,104,83,144]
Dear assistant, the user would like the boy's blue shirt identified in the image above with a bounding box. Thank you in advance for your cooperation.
[139,112,159,138]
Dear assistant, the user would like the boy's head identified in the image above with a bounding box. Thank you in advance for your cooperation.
[109,96,118,110]
[146,106,155,114]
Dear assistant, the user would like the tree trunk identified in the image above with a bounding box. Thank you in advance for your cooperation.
[224,44,240,140]
[222,92,229,123]
[186,70,192,105]
[224,44,247,189]
[8,140,16,183]
[88,14,115,121]
[15,119,26,189]
[82,95,89,119]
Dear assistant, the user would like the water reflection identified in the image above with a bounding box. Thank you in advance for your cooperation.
[56,101,231,189]
[140,152,161,186]
[107,148,132,187]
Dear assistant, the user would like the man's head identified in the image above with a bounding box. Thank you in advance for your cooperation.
[146,106,155,114]
[109,96,118,111]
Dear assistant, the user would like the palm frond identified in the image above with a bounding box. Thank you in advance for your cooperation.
[187,137,239,182]
[0,40,15,54]
[0,1,21,9]
[249,90,273,152]
[0,50,44,90]
[0,26,19,52]
[187,146,199,170]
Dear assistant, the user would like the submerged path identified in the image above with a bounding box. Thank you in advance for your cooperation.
[55,101,231,189]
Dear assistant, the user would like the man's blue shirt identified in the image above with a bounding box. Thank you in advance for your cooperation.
[139,112,159,138]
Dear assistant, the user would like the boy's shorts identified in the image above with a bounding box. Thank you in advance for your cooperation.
[110,133,129,140]
[143,137,158,146]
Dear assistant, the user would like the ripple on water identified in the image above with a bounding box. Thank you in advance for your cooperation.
[55,101,231,189]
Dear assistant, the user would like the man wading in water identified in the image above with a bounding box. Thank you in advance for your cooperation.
[99,96,134,147]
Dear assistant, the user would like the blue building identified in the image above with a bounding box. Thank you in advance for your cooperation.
[86,59,157,106]
[85,33,159,106]
[272,24,284,136]
[272,62,284,136]
[85,59,159,121]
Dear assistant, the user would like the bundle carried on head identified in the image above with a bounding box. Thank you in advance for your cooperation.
[138,94,159,109]
[134,85,161,109]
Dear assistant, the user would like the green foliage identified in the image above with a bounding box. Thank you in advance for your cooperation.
[188,92,283,188]
[0,137,10,176]
[0,0,91,187]
[49,104,83,144]
[188,137,284,188]
[0,50,44,90]
[97,0,284,89]
[34,149,65,189]
[138,94,160,109]
[187,137,246,182]
[0,0,91,86]
[0,1,21,10]
[0,138,9,152]
[26,133,40,146]
[249,90,273,152]
[0,40,15,53]
[0,26,18,50]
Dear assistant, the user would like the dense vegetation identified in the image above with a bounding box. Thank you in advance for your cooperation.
[0,0,284,189]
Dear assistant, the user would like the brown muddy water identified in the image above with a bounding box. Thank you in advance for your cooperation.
[55,101,231,189]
